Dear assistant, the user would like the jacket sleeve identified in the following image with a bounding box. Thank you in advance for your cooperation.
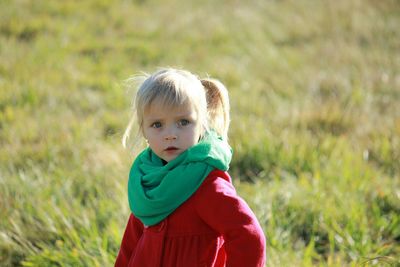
[194,170,266,267]
[114,214,144,267]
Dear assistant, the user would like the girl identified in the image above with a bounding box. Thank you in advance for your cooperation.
[115,68,266,267]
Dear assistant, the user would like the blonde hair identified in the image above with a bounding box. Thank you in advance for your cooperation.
[122,68,230,147]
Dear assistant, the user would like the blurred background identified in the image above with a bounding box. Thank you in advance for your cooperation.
[0,0,399,266]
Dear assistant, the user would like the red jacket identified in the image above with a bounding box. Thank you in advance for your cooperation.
[115,170,266,267]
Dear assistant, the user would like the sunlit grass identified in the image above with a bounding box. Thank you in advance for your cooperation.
[1,0,399,266]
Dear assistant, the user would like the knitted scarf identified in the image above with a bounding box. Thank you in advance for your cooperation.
[128,131,232,226]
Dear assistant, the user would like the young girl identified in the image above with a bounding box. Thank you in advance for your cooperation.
[115,68,266,267]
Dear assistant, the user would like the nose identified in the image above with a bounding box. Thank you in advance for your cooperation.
[165,134,177,141]
[164,128,177,141]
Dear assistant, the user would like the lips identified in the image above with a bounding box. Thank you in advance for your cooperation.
[165,146,178,151]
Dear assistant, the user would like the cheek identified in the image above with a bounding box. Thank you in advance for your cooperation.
[142,129,149,141]
[143,129,157,145]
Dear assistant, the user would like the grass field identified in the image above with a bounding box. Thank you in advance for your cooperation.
[1,0,399,266]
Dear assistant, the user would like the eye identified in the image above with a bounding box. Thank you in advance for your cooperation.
[178,119,190,127]
[151,122,162,128]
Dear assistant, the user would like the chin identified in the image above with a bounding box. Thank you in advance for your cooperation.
[163,154,180,162]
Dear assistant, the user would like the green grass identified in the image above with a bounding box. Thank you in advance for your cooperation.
[1,0,399,266]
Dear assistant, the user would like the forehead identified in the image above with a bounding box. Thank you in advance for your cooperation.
[144,100,197,119]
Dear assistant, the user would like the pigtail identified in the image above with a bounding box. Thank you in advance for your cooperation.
[201,78,230,140]
[122,73,148,149]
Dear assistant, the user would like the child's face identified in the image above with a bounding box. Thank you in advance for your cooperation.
[142,102,202,162]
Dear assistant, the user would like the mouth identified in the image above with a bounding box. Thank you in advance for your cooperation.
[165,146,179,152]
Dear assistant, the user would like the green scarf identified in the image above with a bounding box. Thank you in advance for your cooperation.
[128,131,232,226]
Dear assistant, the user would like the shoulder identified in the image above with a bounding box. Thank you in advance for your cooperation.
[204,169,232,184]
[195,169,236,199]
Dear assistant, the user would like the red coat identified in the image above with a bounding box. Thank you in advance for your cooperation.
[115,170,266,267]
